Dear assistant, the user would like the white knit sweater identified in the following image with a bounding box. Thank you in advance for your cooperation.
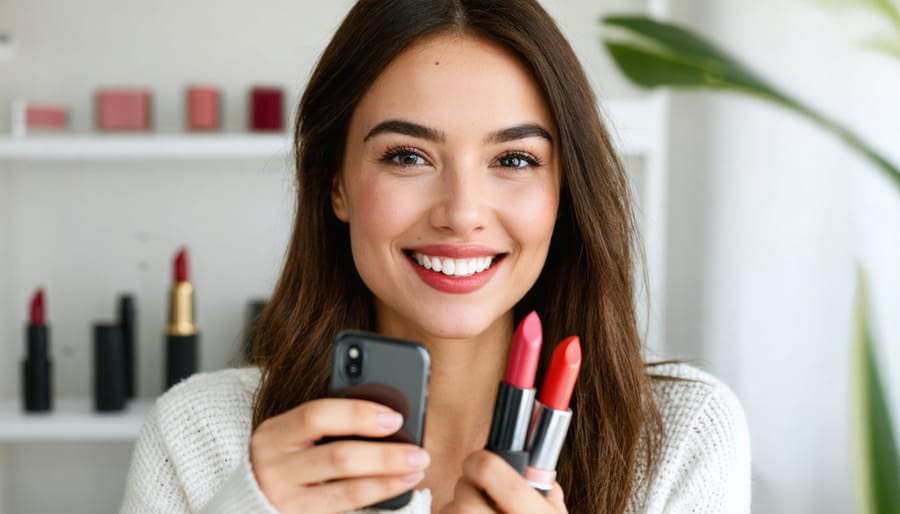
[120,363,751,513]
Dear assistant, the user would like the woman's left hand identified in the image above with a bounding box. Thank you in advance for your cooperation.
[440,450,568,513]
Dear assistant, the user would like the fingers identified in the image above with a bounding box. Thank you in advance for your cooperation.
[440,477,494,513]
[252,398,402,457]
[547,482,566,511]
[459,450,567,514]
[268,439,430,484]
[280,472,426,514]
[249,398,427,513]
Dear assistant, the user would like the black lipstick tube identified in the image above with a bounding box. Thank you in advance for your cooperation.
[119,295,136,398]
[23,324,52,412]
[485,382,535,473]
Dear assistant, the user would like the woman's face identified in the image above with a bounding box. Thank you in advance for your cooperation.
[333,33,560,340]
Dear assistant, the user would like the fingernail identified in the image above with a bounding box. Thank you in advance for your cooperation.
[378,411,403,430]
[401,471,425,484]
[407,449,430,468]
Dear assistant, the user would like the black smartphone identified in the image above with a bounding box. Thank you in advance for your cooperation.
[328,330,431,510]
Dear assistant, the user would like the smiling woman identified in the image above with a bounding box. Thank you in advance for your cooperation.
[119,1,751,513]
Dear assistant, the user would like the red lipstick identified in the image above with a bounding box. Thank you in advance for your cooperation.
[525,336,582,494]
[23,288,52,412]
[166,247,199,389]
[486,311,542,473]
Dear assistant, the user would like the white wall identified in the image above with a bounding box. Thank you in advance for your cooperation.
[664,1,900,512]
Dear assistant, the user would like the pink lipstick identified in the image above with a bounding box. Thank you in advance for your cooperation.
[485,311,543,473]
[23,288,52,412]
[525,336,582,494]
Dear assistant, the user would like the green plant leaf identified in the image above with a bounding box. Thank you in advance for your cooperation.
[862,34,900,58]
[600,14,900,193]
[601,15,779,97]
[851,269,900,514]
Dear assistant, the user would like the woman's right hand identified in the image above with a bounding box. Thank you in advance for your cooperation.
[249,398,430,513]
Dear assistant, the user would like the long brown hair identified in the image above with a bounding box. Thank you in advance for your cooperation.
[252,1,659,512]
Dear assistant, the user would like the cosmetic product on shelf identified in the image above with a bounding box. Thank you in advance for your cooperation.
[166,247,199,389]
[249,86,283,131]
[94,323,127,412]
[118,294,137,399]
[96,88,152,131]
[186,85,221,131]
[11,100,69,138]
[243,299,267,364]
[22,288,52,412]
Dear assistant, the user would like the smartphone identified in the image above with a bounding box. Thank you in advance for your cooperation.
[327,330,431,510]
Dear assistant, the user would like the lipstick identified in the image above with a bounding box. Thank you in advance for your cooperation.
[525,336,582,494]
[486,311,542,473]
[165,247,198,389]
[22,289,52,412]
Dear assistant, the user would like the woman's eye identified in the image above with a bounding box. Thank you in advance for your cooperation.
[497,152,540,170]
[381,148,428,167]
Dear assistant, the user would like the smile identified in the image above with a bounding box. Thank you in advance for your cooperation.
[409,251,498,277]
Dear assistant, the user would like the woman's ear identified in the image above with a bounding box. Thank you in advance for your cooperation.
[331,175,349,222]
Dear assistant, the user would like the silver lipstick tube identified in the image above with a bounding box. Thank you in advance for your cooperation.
[525,400,572,492]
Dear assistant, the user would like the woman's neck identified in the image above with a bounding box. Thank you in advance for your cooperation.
[376,312,514,446]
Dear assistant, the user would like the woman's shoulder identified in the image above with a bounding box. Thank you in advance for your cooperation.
[630,361,752,513]
[647,361,744,425]
[157,366,262,410]
[147,367,262,453]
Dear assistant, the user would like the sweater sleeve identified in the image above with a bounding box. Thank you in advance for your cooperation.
[119,369,280,514]
[643,375,752,514]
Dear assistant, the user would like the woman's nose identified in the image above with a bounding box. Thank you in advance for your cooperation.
[429,168,486,236]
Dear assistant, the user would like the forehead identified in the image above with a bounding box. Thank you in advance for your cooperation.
[349,32,556,138]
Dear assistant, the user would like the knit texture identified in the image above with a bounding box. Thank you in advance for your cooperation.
[120,363,750,513]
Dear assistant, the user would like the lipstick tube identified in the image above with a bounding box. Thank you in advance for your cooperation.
[166,248,198,389]
[525,403,571,494]
[487,380,536,473]
[485,311,542,473]
[525,336,581,494]
[22,289,52,412]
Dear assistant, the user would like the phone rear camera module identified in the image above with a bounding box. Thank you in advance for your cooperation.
[346,345,363,379]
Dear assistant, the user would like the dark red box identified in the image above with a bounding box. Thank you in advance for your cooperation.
[250,87,283,132]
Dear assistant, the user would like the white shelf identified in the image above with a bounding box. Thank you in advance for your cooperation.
[0,99,653,160]
[0,133,291,160]
[0,398,152,442]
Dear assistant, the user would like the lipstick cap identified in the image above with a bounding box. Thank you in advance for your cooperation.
[94,324,126,412]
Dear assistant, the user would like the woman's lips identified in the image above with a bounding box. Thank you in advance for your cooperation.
[404,249,505,294]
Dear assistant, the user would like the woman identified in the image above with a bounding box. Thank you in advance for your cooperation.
[121,1,750,513]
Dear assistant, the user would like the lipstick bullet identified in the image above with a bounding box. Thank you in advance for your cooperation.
[165,247,199,389]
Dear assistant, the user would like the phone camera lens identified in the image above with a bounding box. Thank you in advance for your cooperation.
[346,345,363,378]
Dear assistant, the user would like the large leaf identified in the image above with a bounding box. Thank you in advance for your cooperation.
[851,270,900,514]
[600,15,900,193]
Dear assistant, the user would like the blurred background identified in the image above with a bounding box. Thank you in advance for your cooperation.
[1,0,898,512]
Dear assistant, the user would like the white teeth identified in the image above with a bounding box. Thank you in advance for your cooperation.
[442,258,455,276]
[411,252,495,277]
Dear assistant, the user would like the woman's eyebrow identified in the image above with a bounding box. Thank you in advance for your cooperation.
[362,119,553,145]
[364,119,446,142]
[485,123,553,144]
